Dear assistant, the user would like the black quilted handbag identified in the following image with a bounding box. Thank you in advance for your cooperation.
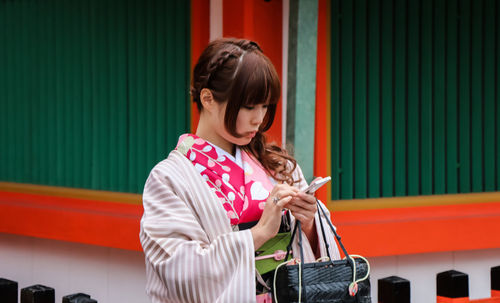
[272,199,371,303]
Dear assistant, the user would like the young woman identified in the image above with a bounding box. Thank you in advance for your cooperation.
[140,38,340,303]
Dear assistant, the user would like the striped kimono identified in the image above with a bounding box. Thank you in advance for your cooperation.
[140,150,340,303]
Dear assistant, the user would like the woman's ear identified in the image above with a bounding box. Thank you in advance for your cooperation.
[200,88,215,111]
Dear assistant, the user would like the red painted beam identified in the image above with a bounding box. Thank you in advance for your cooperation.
[0,191,143,251]
[437,296,500,302]
[334,202,500,257]
[470,298,500,303]
[2,189,499,257]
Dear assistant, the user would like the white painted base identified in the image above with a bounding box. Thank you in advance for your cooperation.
[369,248,500,302]
[1,232,499,303]
[0,233,148,303]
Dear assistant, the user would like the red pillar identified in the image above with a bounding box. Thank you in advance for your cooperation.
[190,0,210,132]
[223,0,283,144]
[314,0,329,202]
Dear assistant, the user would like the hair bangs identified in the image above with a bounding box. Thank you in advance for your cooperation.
[224,52,280,135]
[239,53,280,107]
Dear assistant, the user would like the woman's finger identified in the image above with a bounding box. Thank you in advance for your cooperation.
[288,197,317,211]
[287,205,315,219]
[287,208,314,225]
[276,196,292,208]
[295,192,317,204]
[269,188,298,204]
[272,183,299,194]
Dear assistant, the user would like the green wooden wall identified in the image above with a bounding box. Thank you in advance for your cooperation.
[331,0,499,200]
[0,0,190,193]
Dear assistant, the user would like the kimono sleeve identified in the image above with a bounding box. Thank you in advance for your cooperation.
[140,169,256,303]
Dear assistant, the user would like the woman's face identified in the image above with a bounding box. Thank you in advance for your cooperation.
[213,101,269,147]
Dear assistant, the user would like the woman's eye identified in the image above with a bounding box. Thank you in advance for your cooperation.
[243,104,268,110]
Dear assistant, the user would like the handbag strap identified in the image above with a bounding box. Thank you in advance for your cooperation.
[315,199,331,260]
[284,199,353,265]
[316,198,353,267]
[284,218,299,261]
[296,221,308,302]
[282,220,308,303]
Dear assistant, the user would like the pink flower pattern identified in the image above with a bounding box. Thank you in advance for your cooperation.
[176,134,274,226]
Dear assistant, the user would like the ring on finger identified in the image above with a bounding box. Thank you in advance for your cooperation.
[273,196,280,204]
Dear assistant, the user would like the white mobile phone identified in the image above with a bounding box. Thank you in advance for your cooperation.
[303,176,331,194]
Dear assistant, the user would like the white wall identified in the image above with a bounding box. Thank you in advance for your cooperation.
[1,232,500,303]
[369,248,500,302]
[0,233,148,303]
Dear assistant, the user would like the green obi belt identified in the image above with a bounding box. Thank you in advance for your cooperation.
[255,232,292,276]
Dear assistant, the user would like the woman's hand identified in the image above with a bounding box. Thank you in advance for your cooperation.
[286,178,323,256]
[251,183,297,249]
[286,191,317,235]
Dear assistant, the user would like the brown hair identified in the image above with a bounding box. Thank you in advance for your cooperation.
[191,38,298,185]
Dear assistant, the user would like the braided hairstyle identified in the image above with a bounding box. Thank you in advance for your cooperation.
[191,38,298,185]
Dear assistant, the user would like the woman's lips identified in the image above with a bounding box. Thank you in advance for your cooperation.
[247,131,257,138]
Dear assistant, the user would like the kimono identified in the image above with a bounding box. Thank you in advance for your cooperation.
[140,146,340,303]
